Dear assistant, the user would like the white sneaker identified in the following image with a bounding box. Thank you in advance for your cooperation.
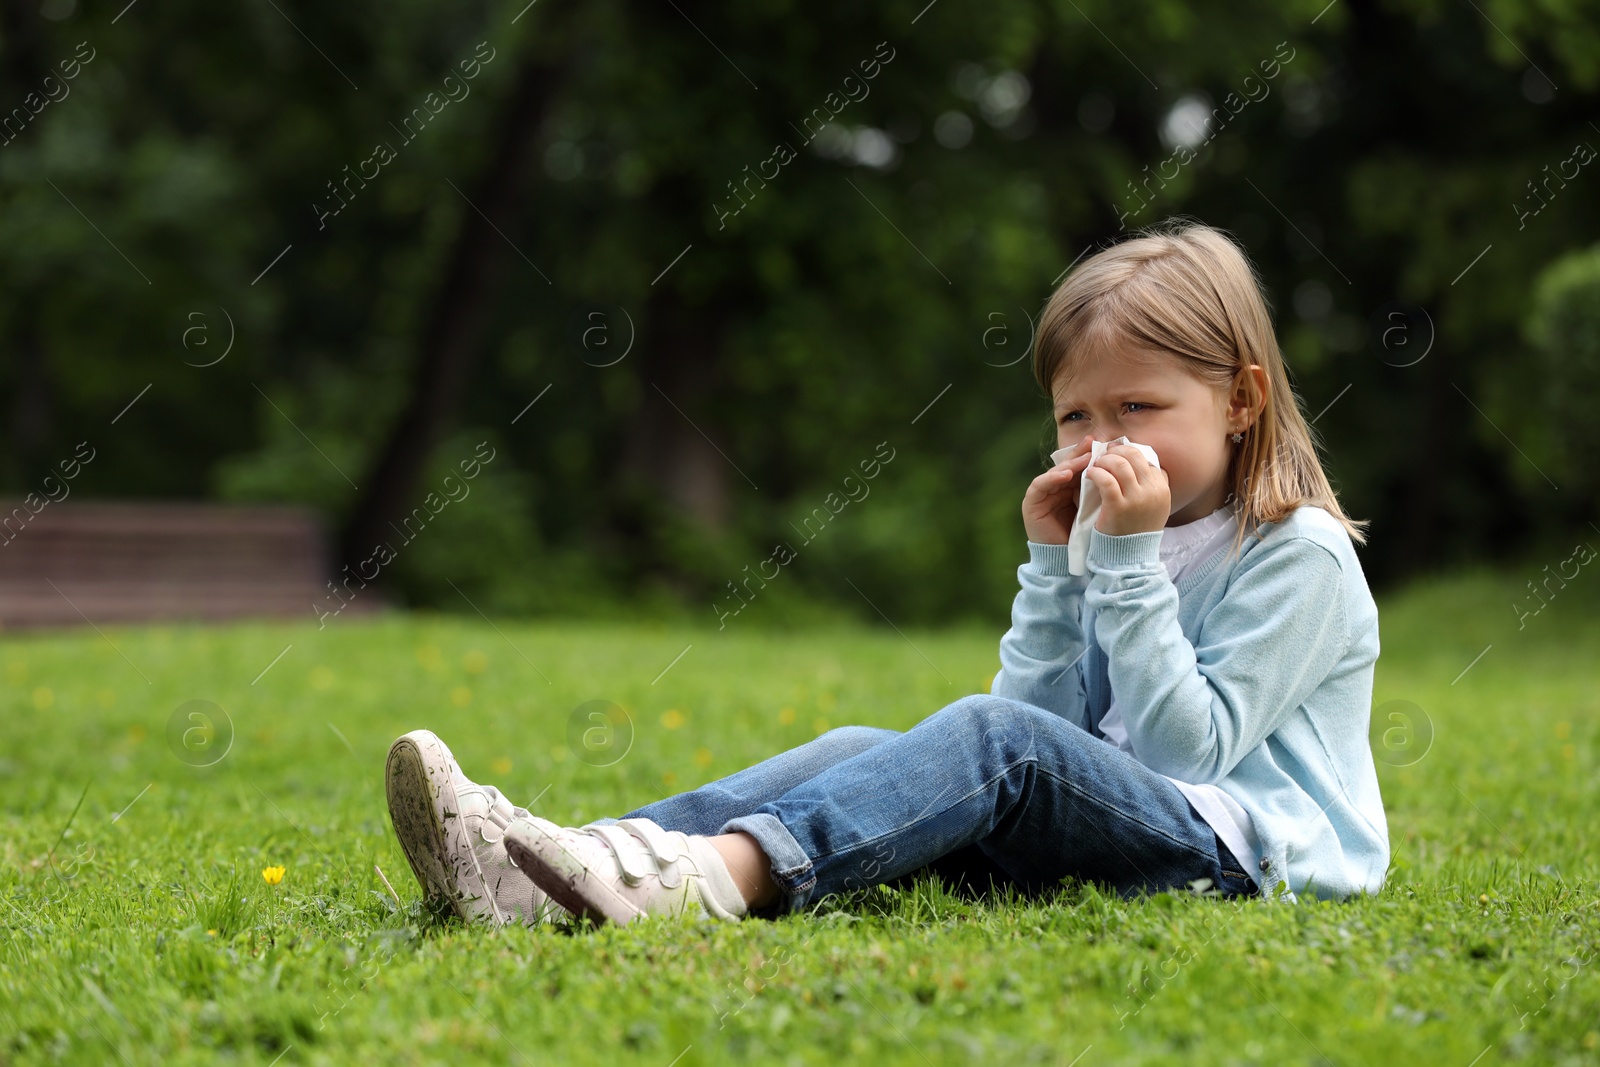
[503,816,750,926]
[385,729,570,926]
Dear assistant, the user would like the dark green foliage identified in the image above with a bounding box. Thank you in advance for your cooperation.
[1,0,1597,623]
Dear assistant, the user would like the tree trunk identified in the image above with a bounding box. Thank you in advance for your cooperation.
[336,46,565,576]
[618,289,735,529]
[6,321,53,488]
[1,0,52,489]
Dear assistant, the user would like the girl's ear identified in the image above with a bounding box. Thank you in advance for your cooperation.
[1228,364,1267,427]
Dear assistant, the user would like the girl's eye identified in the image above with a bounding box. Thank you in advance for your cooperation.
[1058,404,1149,423]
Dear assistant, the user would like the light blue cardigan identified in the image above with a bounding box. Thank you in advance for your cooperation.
[991,504,1389,901]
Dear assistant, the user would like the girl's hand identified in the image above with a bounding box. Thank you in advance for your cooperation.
[1084,443,1171,536]
[1022,435,1097,544]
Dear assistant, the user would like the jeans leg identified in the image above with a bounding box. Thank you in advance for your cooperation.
[720,694,1241,917]
[586,725,901,837]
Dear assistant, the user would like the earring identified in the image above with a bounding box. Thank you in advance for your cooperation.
[1231,431,1244,444]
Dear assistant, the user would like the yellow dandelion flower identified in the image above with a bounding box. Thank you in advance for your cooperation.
[491,757,512,775]
[451,686,472,707]
[694,747,713,768]
[262,865,286,886]
[778,707,796,725]
[660,709,685,730]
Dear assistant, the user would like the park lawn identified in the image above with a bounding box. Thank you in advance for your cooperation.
[1,561,1597,1066]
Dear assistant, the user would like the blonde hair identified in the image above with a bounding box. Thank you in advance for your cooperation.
[1032,216,1368,559]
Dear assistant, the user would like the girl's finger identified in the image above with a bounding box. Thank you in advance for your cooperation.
[1054,437,1095,465]
[1095,453,1137,492]
[1081,467,1102,503]
[1103,444,1147,479]
[1088,465,1124,504]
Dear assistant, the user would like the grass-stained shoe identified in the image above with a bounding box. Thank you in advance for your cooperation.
[385,729,569,926]
[503,816,749,926]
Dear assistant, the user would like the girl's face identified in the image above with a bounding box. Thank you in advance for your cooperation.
[1052,345,1260,527]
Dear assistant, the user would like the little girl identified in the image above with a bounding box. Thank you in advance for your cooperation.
[384,219,1389,928]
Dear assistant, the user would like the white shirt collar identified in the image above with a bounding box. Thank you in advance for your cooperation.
[1159,503,1240,580]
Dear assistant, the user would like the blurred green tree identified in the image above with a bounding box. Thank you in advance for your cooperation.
[1513,241,1600,498]
[1,0,1597,625]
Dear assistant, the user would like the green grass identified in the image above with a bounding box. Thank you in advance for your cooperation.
[2,559,1598,1066]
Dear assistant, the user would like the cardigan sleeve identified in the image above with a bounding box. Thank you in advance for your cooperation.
[1083,525,1350,784]
[990,540,1094,731]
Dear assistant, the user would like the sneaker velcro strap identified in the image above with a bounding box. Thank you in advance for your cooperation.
[598,818,692,889]
[585,824,675,887]
[473,785,523,845]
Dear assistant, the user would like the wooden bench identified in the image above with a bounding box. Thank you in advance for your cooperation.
[0,500,386,630]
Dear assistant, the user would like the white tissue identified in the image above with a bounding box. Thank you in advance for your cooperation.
[1048,436,1162,576]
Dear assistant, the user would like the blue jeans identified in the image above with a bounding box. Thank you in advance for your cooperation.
[595,694,1259,919]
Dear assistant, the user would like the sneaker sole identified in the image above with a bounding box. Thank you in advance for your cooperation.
[504,822,644,927]
[385,730,489,923]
